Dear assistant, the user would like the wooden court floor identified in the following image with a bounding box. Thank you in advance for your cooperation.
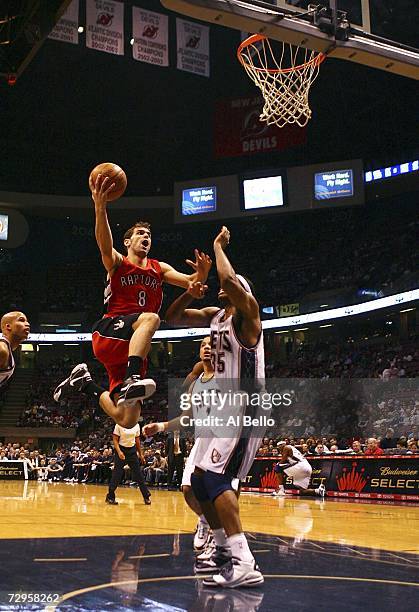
[1,481,418,611]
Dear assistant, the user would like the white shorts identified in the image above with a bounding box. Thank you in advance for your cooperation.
[284,460,312,490]
[193,434,262,481]
[181,440,241,491]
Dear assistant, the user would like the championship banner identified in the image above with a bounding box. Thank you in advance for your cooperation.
[132,7,169,67]
[243,457,419,500]
[86,0,124,56]
[0,461,28,480]
[176,18,210,77]
[49,0,79,45]
[214,96,307,158]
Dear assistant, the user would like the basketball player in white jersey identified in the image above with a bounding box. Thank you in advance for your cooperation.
[143,336,214,552]
[0,312,30,389]
[165,226,265,588]
[273,441,326,498]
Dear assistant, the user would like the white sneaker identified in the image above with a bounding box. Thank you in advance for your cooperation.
[194,545,231,574]
[117,375,156,408]
[204,557,264,588]
[196,537,215,561]
[271,489,286,496]
[194,520,211,551]
[53,363,92,402]
[315,484,326,498]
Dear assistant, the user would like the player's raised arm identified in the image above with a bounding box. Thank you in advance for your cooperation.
[91,174,123,274]
[213,226,260,324]
[142,361,204,436]
[165,281,219,327]
[160,250,212,289]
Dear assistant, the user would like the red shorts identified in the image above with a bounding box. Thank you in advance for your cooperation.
[92,313,147,396]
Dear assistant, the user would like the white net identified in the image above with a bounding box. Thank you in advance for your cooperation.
[238,35,325,128]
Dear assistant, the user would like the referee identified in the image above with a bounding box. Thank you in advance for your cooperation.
[106,423,151,505]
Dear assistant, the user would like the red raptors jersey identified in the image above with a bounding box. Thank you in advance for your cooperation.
[104,256,163,317]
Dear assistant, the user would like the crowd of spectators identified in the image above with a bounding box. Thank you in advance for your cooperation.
[255,431,418,458]
[0,196,417,317]
[1,422,417,490]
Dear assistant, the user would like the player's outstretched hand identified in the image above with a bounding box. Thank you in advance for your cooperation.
[142,422,160,437]
[214,226,230,250]
[91,173,116,208]
[187,280,207,299]
[186,249,212,282]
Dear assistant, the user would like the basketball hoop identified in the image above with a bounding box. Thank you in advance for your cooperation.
[237,34,326,128]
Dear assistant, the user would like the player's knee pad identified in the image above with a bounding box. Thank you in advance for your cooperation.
[190,472,209,503]
[202,471,234,503]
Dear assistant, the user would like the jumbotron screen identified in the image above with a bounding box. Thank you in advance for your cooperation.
[314,169,354,200]
[182,186,217,215]
[242,175,285,210]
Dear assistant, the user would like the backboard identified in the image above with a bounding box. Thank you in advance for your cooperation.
[161,0,419,80]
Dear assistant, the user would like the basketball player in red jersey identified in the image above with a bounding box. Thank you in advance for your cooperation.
[54,174,211,428]
[0,312,30,390]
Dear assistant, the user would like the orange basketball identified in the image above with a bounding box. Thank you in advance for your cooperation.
[89,162,127,201]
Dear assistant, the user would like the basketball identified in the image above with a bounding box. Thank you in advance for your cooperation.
[89,162,127,201]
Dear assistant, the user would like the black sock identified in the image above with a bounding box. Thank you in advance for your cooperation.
[126,356,143,379]
[81,380,106,406]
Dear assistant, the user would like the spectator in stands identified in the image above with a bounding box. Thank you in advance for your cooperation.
[145,451,167,485]
[364,438,384,456]
[0,451,8,460]
[36,459,49,481]
[314,442,331,455]
[407,439,418,454]
[380,428,397,450]
[47,458,64,481]
[351,440,363,454]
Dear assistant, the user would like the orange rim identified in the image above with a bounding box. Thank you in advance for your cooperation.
[237,33,326,74]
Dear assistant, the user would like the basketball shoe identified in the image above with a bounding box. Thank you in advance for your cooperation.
[194,519,211,551]
[194,545,231,574]
[203,557,264,588]
[315,484,326,498]
[117,375,156,408]
[53,363,92,401]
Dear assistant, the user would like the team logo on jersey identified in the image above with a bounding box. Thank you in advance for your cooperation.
[113,319,125,331]
[211,448,221,464]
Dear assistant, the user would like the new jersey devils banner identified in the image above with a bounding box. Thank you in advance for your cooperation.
[214,96,307,158]
[176,18,210,77]
[86,0,124,56]
[132,7,169,67]
[49,0,79,45]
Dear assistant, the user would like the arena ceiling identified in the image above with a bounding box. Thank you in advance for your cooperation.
[0,0,417,197]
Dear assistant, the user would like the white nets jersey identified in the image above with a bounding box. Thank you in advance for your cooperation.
[192,308,266,480]
[210,309,265,388]
[285,445,306,467]
[283,445,312,489]
[0,336,15,389]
